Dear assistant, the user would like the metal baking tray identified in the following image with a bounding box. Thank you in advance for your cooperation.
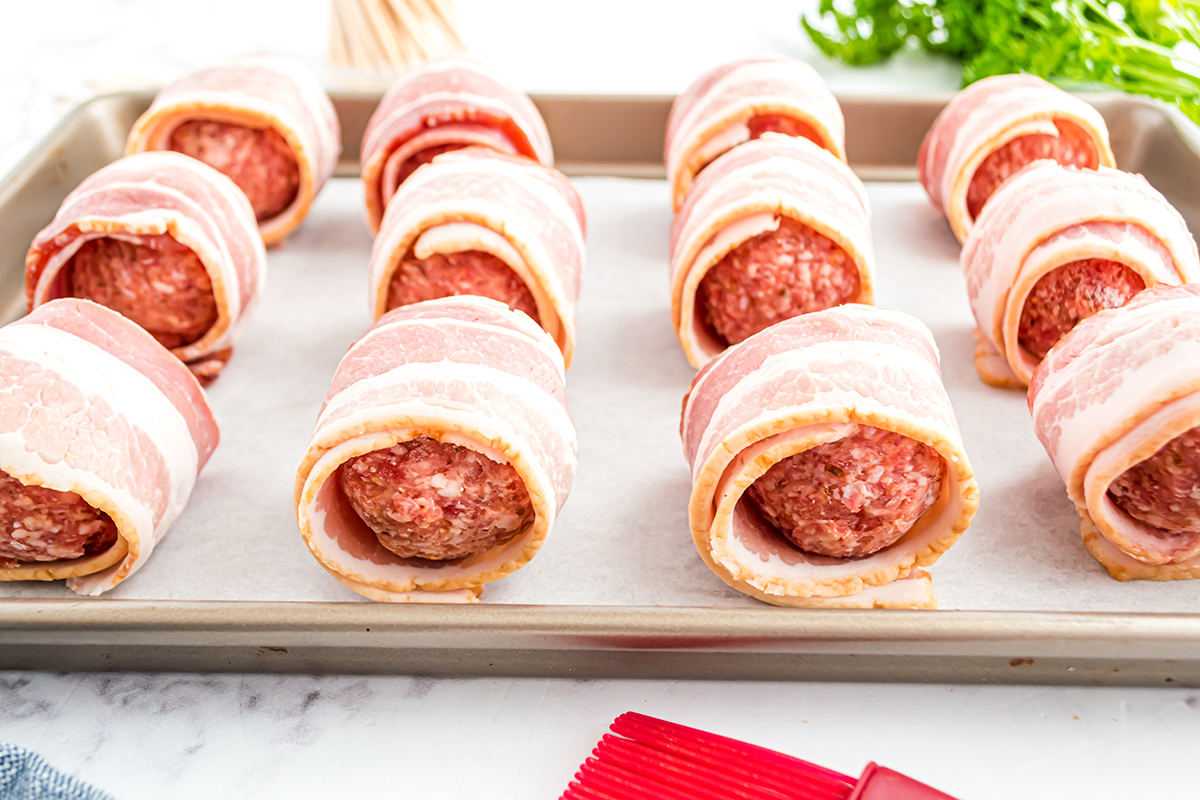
[2,90,1200,686]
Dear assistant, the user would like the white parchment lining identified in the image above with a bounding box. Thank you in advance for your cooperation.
[4,176,1199,612]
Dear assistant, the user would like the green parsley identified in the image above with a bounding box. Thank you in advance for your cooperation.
[802,0,1200,123]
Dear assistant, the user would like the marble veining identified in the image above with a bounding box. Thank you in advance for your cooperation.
[1,671,1199,799]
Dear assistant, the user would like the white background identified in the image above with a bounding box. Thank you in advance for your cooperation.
[0,2,1198,799]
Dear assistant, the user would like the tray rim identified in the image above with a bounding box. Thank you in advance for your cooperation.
[5,598,1200,655]
[6,88,1196,187]
[4,87,1200,684]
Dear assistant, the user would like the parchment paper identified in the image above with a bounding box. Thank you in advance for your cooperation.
[4,176,1200,612]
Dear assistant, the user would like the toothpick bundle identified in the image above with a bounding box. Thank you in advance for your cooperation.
[330,0,467,73]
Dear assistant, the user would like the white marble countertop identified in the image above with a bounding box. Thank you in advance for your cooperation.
[2,672,1197,799]
[2,2,1199,798]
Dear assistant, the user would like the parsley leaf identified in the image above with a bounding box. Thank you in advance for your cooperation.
[802,0,1200,124]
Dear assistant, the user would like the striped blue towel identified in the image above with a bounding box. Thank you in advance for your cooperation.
[0,744,112,800]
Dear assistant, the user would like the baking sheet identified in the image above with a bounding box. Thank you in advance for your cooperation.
[3,174,1199,613]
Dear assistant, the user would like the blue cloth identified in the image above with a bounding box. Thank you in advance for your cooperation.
[0,744,112,800]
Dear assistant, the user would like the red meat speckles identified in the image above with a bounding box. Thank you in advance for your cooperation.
[0,471,118,566]
[386,250,540,324]
[967,125,1095,220]
[1109,425,1200,533]
[698,216,859,346]
[168,119,300,221]
[70,235,219,349]
[339,437,535,560]
[1018,259,1145,360]
[746,426,944,558]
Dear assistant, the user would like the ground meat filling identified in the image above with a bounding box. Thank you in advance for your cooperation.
[168,119,300,221]
[966,127,1095,220]
[696,115,824,175]
[697,216,860,346]
[1018,260,1145,360]
[0,471,118,566]
[69,235,219,349]
[745,426,945,559]
[1109,426,1200,533]
[392,143,468,189]
[746,114,822,145]
[339,437,536,561]
[386,250,541,323]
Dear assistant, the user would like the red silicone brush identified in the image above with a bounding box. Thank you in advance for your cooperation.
[560,712,958,800]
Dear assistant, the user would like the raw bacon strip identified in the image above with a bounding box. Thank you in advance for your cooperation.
[918,74,1114,243]
[361,58,553,234]
[127,54,341,246]
[670,135,873,369]
[294,296,577,601]
[961,161,1198,389]
[1029,284,1200,581]
[665,56,846,212]
[680,305,978,608]
[369,148,585,367]
[0,299,218,595]
[26,151,268,384]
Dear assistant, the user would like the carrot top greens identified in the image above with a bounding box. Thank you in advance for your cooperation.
[802,0,1200,123]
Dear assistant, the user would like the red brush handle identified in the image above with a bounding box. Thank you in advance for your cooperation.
[560,713,961,800]
[849,763,960,800]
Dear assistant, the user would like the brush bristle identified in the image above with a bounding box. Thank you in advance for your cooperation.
[559,712,856,800]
